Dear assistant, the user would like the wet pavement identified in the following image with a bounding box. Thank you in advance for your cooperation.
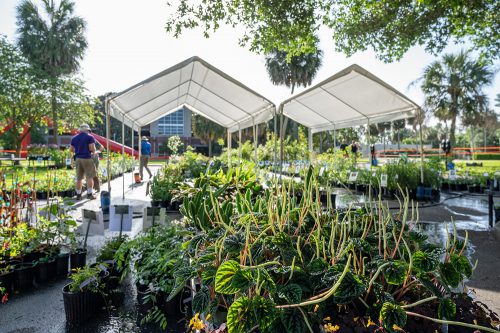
[1,175,500,332]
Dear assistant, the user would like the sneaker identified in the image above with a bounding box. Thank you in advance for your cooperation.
[76,194,82,200]
[86,193,96,200]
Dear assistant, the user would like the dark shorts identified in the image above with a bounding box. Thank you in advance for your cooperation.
[76,158,97,180]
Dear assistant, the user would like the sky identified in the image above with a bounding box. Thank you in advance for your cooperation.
[0,0,498,115]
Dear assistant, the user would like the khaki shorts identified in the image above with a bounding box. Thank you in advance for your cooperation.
[75,158,97,180]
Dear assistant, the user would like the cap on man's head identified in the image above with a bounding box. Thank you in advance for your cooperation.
[142,137,149,141]
[79,124,91,132]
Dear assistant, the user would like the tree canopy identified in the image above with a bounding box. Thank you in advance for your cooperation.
[165,0,499,62]
[0,35,49,155]
[16,0,88,143]
[192,113,225,157]
[414,50,494,146]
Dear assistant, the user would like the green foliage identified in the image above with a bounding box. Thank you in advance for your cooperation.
[0,35,50,153]
[150,164,183,203]
[379,302,407,333]
[68,265,103,293]
[438,298,456,320]
[215,260,242,294]
[192,113,225,157]
[165,0,498,61]
[16,0,89,140]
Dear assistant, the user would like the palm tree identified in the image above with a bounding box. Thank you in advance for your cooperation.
[16,0,87,144]
[414,50,494,146]
[265,42,323,139]
[192,113,225,157]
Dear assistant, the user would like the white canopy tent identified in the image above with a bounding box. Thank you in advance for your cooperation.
[104,56,276,196]
[279,64,420,156]
[278,64,424,181]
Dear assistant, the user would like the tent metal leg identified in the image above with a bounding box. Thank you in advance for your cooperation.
[419,114,424,184]
[238,127,242,166]
[254,123,258,171]
[333,126,337,151]
[122,114,125,200]
[279,111,284,181]
[227,129,231,166]
[367,119,371,166]
[308,128,313,161]
[273,110,277,176]
[105,98,111,192]
[131,123,135,184]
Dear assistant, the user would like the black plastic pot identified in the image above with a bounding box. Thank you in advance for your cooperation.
[70,250,87,271]
[35,258,57,283]
[0,270,14,295]
[56,253,70,277]
[62,284,100,325]
[23,251,42,264]
[14,263,34,292]
[137,287,154,313]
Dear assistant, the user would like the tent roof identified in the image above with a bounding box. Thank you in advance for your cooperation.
[280,64,420,133]
[108,56,275,132]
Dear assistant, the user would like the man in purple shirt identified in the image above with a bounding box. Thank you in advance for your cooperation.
[70,124,97,200]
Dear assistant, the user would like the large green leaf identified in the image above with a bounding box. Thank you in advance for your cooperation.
[440,262,461,288]
[438,298,456,320]
[307,257,329,276]
[276,283,302,304]
[215,260,241,294]
[450,254,472,279]
[412,251,440,272]
[252,295,277,330]
[379,302,407,333]
[192,285,210,314]
[333,272,367,304]
[384,260,408,286]
[280,308,306,333]
[223,233,246,255]
[232,268,253,290]
[227,296,253,333]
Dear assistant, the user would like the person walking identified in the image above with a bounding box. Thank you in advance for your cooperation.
[139,136,152,180]
[70,124,97,200]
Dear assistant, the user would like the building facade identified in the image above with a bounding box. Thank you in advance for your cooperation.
[145,107,206,156]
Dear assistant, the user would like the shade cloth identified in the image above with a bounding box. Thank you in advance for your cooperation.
[108,56,276,132]
[280,64,419,132]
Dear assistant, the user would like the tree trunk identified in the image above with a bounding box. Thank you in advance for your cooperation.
[449,114,457,150]
[469,127,475,161]
[208,138,212,157]
[51,86,59,146]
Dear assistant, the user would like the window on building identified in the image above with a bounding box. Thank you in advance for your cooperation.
[158,109,184,135]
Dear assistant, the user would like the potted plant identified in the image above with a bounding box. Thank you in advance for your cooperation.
[62,265,106,324]
[0,264,14,297]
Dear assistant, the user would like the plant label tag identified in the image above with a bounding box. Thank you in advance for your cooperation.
[102,168,107,177]
[283,164,289,173]
[349,172,358,182]
[80,209,105,235]
[143,206,166,230]
[449,170,457,181]
[381,174,388,187]
[483,172,489,177]
[37,157,42,163]
[319,167,325,176]
[365,163,371,171]
[10,154,15,159]
[110,205,133,232]
[65,158,72,166]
